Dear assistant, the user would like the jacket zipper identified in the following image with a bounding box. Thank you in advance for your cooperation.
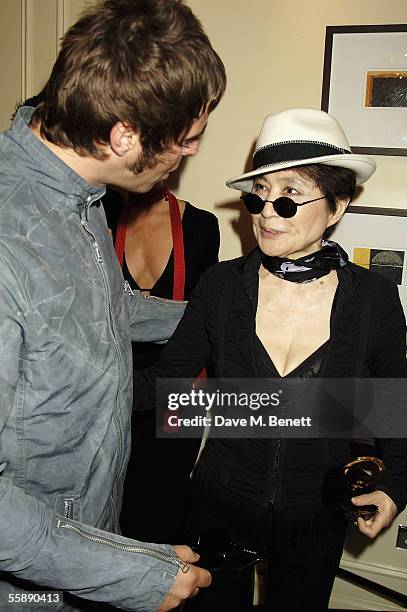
[78,201,124,488]
[123,280,134,295]
[57,520,190,572]
[268,438,281,515]
[232,267,282,515]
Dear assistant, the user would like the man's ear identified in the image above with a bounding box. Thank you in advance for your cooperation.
[327,197,349,229]
[109,122,141,157]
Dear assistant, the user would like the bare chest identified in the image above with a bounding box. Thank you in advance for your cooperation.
[256,274,338,376]
[124,202,184,290]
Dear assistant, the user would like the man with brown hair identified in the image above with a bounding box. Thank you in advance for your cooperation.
[0,0,225,610]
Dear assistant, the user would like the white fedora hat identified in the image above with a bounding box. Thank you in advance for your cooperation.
[226,108,376,192]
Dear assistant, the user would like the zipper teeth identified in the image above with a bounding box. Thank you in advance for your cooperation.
[111,413,124,488]
[123,280,134,296]
[93,241,103,263]
[64,498,74,520]
[269,438,281,505]
[77,214,124,487]
[57,520,189,571]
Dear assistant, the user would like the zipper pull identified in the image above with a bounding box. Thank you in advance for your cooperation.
[175,559,190,574]
[80,195,93,225]
[80,206,87,227]
[85,195,92,221]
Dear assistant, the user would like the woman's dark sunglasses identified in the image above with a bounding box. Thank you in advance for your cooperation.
[242,192,326,218]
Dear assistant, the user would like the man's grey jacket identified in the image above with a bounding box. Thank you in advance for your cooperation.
[0,107,187,611]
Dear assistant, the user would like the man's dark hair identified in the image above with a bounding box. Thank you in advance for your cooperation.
[30,0,226,168]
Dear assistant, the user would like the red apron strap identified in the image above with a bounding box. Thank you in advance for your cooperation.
[114,189,186,302]
[114,200,130,269]
[166,189,185,301]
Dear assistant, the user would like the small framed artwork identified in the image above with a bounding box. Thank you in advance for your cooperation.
[332,206,407,318]
[321,25,407,156]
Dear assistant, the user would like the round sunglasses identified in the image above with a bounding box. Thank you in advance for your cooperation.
[241,192,326,218]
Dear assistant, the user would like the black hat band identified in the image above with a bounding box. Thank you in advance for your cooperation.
[253,141,351,171]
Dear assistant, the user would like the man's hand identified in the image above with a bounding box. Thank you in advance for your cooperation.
[157,545,212,612]
[352,490,397,539]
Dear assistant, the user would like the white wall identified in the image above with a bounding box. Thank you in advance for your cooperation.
[174,0,407,261]
[0,0,96,134]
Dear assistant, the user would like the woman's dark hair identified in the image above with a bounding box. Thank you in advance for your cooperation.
[30,0,226,168]
[295,164,357,213]
[294,164,356,237]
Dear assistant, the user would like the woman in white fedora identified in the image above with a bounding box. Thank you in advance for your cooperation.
[137,108,407,611]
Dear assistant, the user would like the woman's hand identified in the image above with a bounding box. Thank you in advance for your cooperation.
[351,490,397,539]
[157,545,212,611]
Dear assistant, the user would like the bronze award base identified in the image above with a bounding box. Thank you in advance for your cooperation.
[322,456,385,521]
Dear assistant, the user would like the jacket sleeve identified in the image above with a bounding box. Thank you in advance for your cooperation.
[134,271,213,411]
[100,193,186,344]
[127,291,186,343]
[369,280,407,514]
[0,256,181,611]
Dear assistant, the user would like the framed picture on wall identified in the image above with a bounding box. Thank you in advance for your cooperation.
[331,206,407,318]
[321,25,407,156]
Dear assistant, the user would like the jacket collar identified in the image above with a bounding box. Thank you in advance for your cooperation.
[4,107,106,212]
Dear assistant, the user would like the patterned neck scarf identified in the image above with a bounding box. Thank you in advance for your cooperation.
[259,240,348,283]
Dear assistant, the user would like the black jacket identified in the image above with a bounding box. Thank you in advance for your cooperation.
[137,249,407,512]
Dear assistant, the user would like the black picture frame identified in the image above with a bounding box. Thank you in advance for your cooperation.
[332,205,407,317]
[321,25,407,156]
